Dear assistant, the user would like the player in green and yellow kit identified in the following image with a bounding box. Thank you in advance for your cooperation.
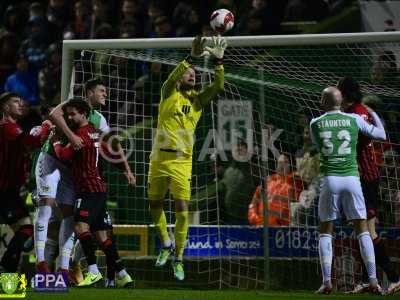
[147,35,227,281]
[310,87,386,295]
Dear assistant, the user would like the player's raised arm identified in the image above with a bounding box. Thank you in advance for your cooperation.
[354,110,386,141]
[160,36,210,101]
[160,61,191,101]
[196,36,227,108]
[49,100,84,149]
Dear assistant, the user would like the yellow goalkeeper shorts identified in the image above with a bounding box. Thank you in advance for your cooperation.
[147,151,192,201]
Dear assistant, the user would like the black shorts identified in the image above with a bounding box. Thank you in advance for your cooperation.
[360,178,379,219]
[74,192,113,232]
[0,189,30,225]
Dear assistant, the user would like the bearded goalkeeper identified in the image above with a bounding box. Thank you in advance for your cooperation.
[147,35,226,281]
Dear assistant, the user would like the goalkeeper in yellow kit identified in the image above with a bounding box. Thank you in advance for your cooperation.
[147,35,227,281]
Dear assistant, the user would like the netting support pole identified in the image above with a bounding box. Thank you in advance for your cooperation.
[258,68,270,290]
[61,43,74,101]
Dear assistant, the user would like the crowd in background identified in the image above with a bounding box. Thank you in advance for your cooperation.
[0,0,398,227]
[0,0,349,108]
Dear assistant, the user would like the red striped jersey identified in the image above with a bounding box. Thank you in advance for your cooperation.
[345,103,380,182]
[0,117,45,189]
[54,124,106,193]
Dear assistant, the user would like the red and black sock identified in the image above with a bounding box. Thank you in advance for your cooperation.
[101,238,124,277]
[374,237,399,282]
[77,232,97,266]
[0,224,33,272]
[103,236,116,280]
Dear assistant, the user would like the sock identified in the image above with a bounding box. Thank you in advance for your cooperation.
[44,238,58,269]
[1,224,34,272]
[104,235,116,280]
[174,211,189,261]
[77,232,97,268]
[117,269,128,279]
[88,264,99,274]
[358,231,377,281]
[374,237,399,282]
[318,233,333,285]
[59,216,75,270]
[100,238,125,279]
[34,205,52,262]
[72,240,84,264]
[150,207,171,247]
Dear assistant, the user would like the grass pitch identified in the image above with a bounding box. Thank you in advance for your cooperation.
[26,288,399,300]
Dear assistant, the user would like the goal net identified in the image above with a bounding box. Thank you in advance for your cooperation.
[62,32,400,290]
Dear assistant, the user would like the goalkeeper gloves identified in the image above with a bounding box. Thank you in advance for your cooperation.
[190,35,208,58]
[204,35,227,60]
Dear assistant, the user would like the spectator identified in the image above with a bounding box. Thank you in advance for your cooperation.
[284,0,329,22]
[28,2,44,21]
[214,0,238,18]
[4,52,39,106]
[173,3,202,37]
[295,126,319,185]
[93,23,116,39]
[291,126,320,225]
[119,0,145,36]
[2,5,27,37]
[27,2,54,41]
[371,50,400,87]
[21,16,51,70]
[47,0,70,40]
[64,0,91,39]
[119,19,139,38]
[237,0,281,35]
[219,140,256,224]
[0,31,18,91]
[90,0,111,38]
[38,43,61,105]
[152,16,176,38]
[144,1,165,37]
[248,154,299,226]
[380,150,400,226]
[237,9,264,36]
[383,104,400,145]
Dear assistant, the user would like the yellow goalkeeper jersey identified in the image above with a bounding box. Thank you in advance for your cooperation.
[151,59,224,157]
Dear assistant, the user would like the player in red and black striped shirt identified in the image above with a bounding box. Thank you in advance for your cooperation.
[0,92,50,272]
[52,98,133,287]
[53,120,106,194]
[338,77,400,295]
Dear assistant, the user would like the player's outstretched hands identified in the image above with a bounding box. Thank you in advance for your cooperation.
[191,35,208,58]
[204,35,227,60]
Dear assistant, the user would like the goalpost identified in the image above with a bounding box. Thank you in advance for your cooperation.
[61,32,400,290]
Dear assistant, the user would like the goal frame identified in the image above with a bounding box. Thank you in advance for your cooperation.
[61,31,400,101]
[60,31,400,289]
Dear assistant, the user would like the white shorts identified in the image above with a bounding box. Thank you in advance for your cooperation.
[318,176,366,222]
[31,189,62,223]
[35,152,75,206]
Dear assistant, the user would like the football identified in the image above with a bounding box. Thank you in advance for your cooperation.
[210,9,234,34]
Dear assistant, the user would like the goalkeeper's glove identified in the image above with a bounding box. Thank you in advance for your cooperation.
[204,35,227,60]
[190,35,208,58]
